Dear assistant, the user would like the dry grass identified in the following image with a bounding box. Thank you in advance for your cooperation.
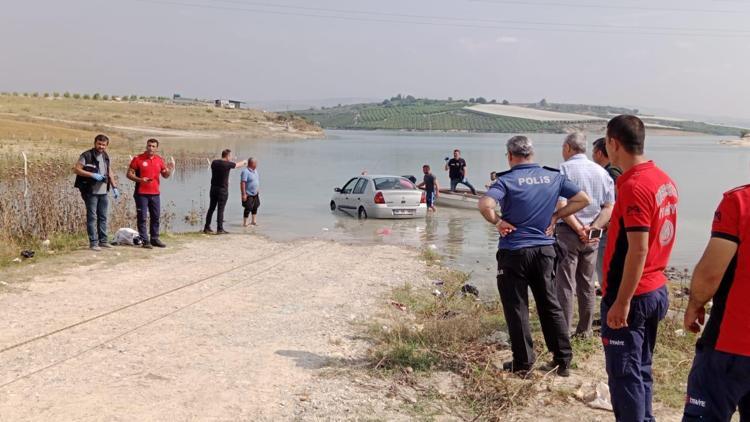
[0,95,320,136]
[367,257,541,420]
[368,250,698,418]
[0,154,176,265]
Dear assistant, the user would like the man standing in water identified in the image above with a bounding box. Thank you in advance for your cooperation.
[445,149,477,195]
[600,115,678,421]
[204,149,245,234]
[240,157,260,226]
[417,164,439,212]
[478,135,591,377]
[73,134,120,250]
[128,138,174,248]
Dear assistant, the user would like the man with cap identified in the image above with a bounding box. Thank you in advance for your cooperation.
[478,135,591,377]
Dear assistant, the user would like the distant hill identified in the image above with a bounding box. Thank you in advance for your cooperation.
[292,97,746,136]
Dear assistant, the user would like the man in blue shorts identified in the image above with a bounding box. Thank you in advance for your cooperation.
[417,164,439,212]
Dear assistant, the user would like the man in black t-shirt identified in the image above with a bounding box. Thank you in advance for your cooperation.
[444,149,477,195]
[417,164,440,212]
[204,149,246,234]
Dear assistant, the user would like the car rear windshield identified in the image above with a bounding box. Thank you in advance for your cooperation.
[373,177,416,191]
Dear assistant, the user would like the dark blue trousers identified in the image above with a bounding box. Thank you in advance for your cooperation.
[134,194,160,242]
[601,286,668,422]
[683,344,750,421]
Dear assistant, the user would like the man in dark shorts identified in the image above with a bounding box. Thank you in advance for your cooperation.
[240,157,260,226]
[683,180,750,420]
[417,164,439,212]
[204,149,245,234]
[128,138,174,248]
[445,149,477,195]
[600,115,678,421]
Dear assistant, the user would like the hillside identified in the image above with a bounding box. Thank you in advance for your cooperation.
[293,97,746,136]
[0,94,323,155]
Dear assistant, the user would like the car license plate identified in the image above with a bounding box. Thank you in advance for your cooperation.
[393,209,414,216]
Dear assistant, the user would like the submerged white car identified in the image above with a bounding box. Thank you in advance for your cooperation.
[330,175,427,219]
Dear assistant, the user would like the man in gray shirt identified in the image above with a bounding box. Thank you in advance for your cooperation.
[73,134,120,250]
[555,132,615,338]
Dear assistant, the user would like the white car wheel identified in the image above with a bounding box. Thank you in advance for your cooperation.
[330,200,336,211]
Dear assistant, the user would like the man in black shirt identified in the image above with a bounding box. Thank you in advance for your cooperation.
[203,149,246,234]
[417,164,440,212]
[444,149,477,195]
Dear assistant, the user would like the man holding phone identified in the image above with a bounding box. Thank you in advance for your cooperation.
[555,132,615,338]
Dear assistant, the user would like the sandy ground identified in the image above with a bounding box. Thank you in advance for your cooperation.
[0,235,684,421]
[0,236,430,421]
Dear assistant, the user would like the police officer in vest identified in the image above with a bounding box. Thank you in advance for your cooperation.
[73,134,120,251]
[479,135,591,376]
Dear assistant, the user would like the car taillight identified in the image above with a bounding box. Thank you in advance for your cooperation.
[374,191,385,204]
[420,192,426,204]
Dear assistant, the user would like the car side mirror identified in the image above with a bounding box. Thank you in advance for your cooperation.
[334,187,341,193]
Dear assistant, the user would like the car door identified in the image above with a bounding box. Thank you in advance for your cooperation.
[351,178,369,210]
[337,177,359,211]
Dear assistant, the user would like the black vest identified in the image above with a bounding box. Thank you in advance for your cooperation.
[74,149,111,193]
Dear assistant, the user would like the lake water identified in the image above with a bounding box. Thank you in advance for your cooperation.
[156,130,750,295]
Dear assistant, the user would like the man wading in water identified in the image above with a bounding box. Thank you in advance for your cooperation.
[240,157,260,227]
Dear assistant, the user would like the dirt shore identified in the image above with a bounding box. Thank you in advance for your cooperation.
[0,235,429,421]
[0,235,683,421]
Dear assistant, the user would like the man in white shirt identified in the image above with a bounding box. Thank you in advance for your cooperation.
[555,132,616,338]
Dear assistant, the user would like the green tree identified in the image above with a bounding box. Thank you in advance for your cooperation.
[83,94,91,100]
[102,94,109,100]
[53,92,60,98]
[476,97,487,104]
[502,100,510,105]
[73,93,81,99]
[12,92,19,96]
[130,95,138,101]
[31,92,39,97]
[22,92,29,97]
[469,98,475,103]
[63,92,70,98]
[92,93,101,100]
[539,98,548,107]
[43,92,50,98]
[741,129,750,138]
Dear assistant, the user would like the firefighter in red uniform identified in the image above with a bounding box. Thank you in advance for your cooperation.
[683,181,750,420]
[600,115,678,421]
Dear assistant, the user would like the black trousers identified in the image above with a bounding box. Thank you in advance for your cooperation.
[205,186,229,230]
[497,245,572,369]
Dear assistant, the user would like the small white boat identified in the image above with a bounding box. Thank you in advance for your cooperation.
[432,188,485,210]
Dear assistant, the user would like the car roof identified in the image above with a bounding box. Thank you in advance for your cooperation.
[358,174,409,179]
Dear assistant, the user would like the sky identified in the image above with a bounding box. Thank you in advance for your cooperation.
[1,0,749,122]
